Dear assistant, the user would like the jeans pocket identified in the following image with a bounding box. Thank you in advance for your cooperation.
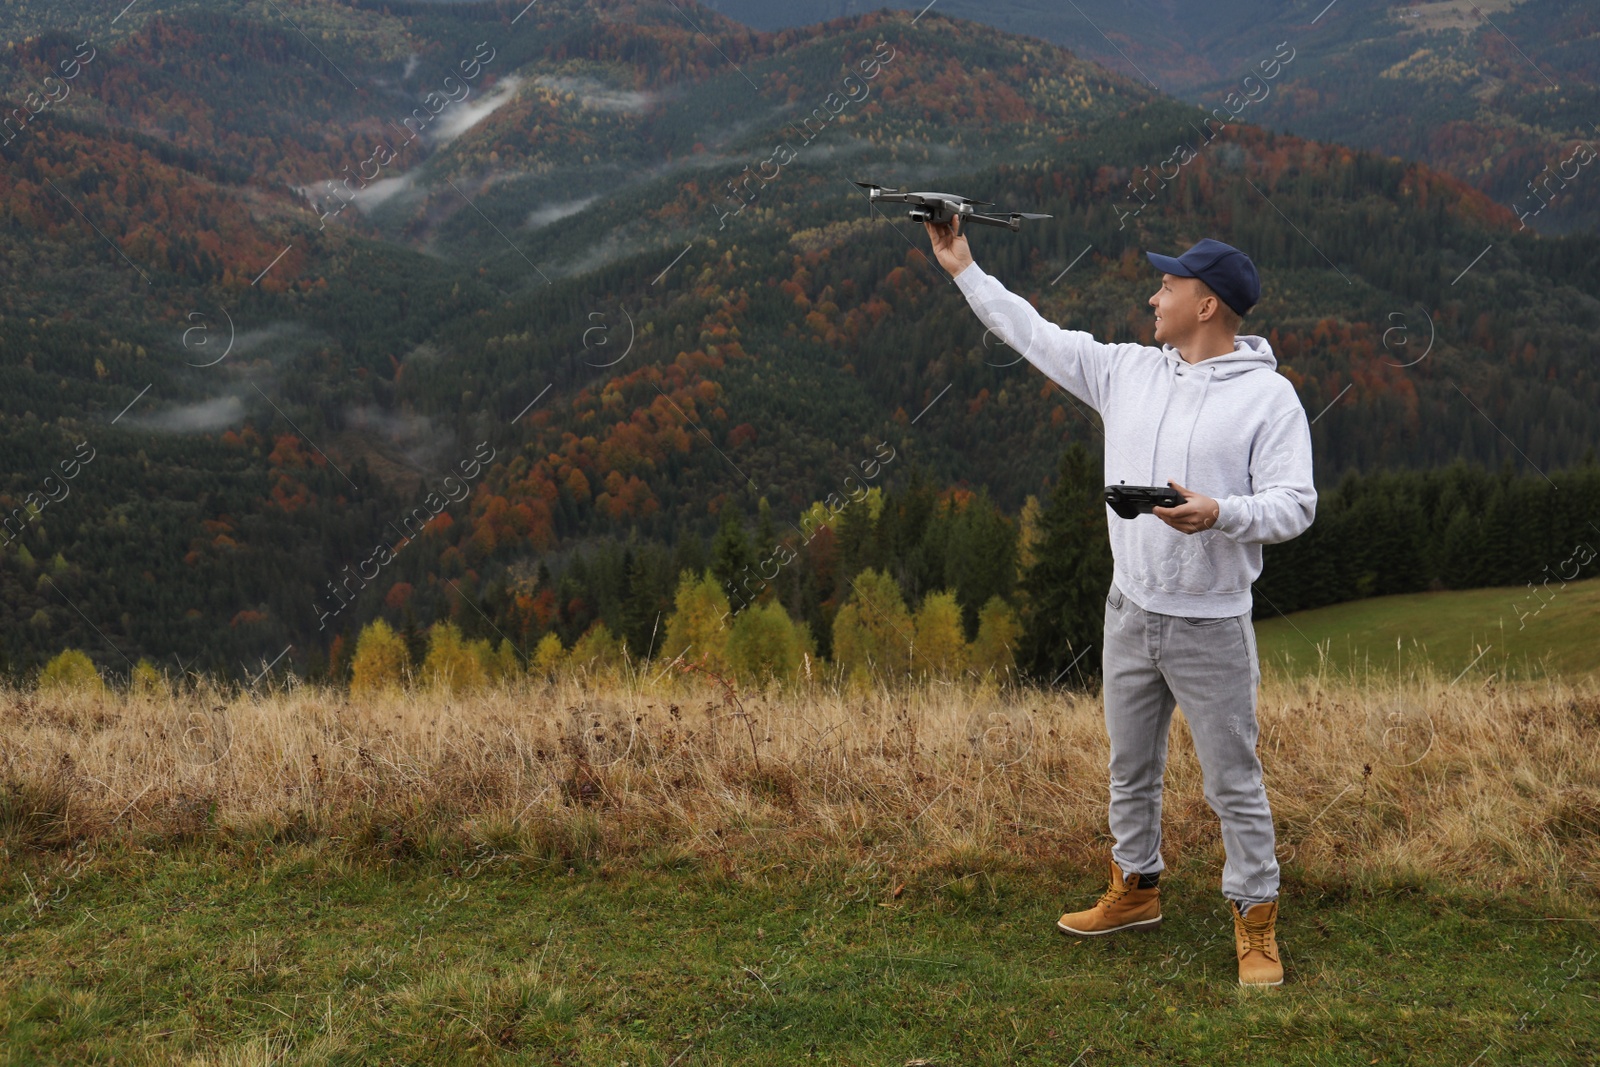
[1107,586,1124,611]
[1180,615,1229,626]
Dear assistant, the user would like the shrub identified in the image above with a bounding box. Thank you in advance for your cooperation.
[350,619,411,693]
[37,649,103,694]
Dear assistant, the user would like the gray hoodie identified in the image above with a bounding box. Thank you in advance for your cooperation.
[954,262,1316,618]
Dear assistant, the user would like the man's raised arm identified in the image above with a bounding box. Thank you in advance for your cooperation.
[925,216,1117,415]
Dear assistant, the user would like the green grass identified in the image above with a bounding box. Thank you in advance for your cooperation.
[1256,577,1600,685]
[3,841,1597,1065]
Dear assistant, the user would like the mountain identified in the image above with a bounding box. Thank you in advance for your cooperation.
[707,0,1600,234]
[0,0,1596,678]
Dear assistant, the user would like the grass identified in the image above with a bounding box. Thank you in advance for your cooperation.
[1255,577,1600,685]
[3,660,1599,1063]
[2,841,1596,1064]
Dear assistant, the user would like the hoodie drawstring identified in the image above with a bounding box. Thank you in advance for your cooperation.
[1180,365,1216,487]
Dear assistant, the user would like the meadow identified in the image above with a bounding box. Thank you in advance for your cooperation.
[3,652,1598,1063]
[1254,577,1600,685]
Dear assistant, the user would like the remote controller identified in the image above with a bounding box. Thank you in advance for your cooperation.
[1104,481,1186,519]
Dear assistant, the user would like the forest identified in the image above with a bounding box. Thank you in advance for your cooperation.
[0,1,1596,682]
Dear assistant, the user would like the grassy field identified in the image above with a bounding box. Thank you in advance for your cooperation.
[3,841,1596,1065]
[1255,577,1600,686]
[3,658,1599,1062]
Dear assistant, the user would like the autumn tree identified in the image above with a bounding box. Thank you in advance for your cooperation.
[831,567,913,687]
[727,599,809,687]
[912,590,968,680]
[351,619,411,693]
[660,569,732,672]
[969,595,1022,680]
[422,621,489,693]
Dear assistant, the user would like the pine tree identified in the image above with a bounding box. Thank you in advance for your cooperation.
[711,504,755,611]
[1017,443,1112,687]
[620,548,662,659]
[944,489,1018,639]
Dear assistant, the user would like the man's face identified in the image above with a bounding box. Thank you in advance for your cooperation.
[1148,273,1206,346]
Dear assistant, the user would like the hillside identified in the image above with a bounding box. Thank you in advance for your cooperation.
[1256,575,1600,683]
[711,0,1600,233]
[0,0,1597,678]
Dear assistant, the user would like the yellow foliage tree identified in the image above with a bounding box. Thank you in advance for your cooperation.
[38,649,103,694]
[422,621,488,693]
[912,590,968,680]
[130,658,166,696]
[659,569,732,672]
[569,621,624,676]
[350,618,411,694]
[727,600,806,687]
[970,595,1022,680]
[831,568,912,687]
[487,638,521,682]
[530,632,567,680]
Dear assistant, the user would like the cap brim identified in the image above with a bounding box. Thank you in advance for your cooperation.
[1145,251,1194,276]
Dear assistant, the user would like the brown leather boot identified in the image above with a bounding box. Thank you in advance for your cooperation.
[1056,860,1162,937]
[1232,900,1284,987]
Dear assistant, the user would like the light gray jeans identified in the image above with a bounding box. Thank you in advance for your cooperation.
[1101,580,1279,909]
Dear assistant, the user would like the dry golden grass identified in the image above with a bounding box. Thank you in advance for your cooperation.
[3,667,1598,902]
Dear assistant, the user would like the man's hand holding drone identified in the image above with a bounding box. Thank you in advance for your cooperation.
[924,213,973,278]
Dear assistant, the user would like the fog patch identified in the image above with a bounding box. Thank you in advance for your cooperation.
[525,196,598,228]
[344,404,455,470]
[137,395,246,433]
[433,73,525,142]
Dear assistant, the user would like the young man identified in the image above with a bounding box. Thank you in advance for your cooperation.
[924,219,1316,988]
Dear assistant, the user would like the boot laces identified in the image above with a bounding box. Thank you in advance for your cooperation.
[1238,913,1277,958]
[1096,878,1136,910]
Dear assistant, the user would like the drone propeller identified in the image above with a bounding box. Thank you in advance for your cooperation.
[852,179,903,197]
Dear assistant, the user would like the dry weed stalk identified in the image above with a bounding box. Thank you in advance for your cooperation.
[1,670,1597,901]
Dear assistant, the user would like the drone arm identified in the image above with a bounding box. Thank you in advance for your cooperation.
[964,213,1021,231]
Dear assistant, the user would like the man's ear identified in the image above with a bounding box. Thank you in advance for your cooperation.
[1195,292,1218,323]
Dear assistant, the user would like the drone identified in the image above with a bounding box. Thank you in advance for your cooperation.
[852,180,1052,231]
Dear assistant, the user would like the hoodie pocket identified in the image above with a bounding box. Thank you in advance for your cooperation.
[1153,530,1220,596]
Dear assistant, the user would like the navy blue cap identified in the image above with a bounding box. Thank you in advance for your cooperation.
[1145,238,1260,317]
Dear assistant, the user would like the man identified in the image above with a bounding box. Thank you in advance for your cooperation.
[924,219,1316,988]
